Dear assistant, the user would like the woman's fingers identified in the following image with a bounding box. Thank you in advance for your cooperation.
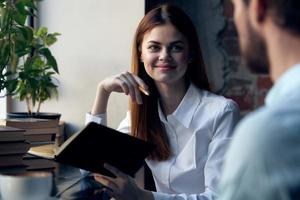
[115,76,130,95]
[94,167,127,200]
[119,73,138,103]
[124,72,143,104]
[94,174,118,191]
[134,76,150,95]
[95,164,141,200]
[106,71,149,104]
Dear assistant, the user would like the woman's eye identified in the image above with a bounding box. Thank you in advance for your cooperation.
[148,45,160,52]
[171,45,184,52]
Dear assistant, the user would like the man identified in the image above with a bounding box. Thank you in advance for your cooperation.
[218,0,300,200]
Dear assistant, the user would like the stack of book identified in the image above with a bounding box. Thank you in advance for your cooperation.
[1,118,60,146]
[0,126,29,173]
[23,154,57,171]
[0,118,63,172]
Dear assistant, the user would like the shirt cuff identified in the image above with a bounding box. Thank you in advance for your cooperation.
[152,192,175,200]
[85,112,107,125]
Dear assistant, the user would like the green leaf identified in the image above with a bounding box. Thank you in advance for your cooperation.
[0,7,11,30]
[12,27,33,56]
[47,55,58,73]
[36,27,48,37]
[39,48,59,73]
[15,2,29,15]
[13,12,28,26]
[31,56,44,69]
[5,78,18,94]
[52,32,61,37]
[19,26,34,42]
[45,34,57,46]
[46,71,55,76]
[18,0,38,11]
[0,40,10,67]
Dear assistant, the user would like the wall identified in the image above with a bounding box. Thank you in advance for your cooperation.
[9,0,145,134]
[0,92,6,119]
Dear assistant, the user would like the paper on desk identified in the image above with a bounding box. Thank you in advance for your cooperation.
[28,144,58,159]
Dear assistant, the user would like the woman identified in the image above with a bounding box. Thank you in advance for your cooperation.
[86,4,239,200]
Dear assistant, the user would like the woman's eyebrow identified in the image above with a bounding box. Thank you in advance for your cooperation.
[147,40,184,45]
[147,41,160,45]
[170,40,184,45]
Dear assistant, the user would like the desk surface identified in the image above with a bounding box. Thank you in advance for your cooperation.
[0,164,108,200]
[54,164,108,199]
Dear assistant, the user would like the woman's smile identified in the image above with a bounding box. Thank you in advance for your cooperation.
[155,63,176,71]
[140,23,189,85]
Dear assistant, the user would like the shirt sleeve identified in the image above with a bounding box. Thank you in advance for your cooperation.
[85,112,107,125]
[217,111,262,200]
[152,190,215,200]
[218,107,300,200]
[204,100,240,190]
[151,100,240,200]
[85,111,131,133]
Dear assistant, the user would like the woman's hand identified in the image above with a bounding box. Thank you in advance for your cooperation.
[91,72,149,115]
[94,164,154,200]
[100,71,149,105]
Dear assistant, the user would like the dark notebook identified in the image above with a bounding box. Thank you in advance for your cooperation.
[28,122,155,177]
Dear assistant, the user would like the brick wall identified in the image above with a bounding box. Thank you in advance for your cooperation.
[221,0,273,115]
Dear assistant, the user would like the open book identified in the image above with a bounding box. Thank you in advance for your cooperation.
[28,122,155,177]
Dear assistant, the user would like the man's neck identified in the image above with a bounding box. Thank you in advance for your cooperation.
[266,25,300,82]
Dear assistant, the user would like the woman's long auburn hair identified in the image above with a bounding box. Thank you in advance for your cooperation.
[130,4,210,161]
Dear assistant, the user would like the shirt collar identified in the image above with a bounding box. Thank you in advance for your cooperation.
[265,63,300,106]
[158,83,201,128]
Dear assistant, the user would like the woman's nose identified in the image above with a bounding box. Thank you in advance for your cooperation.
[158,48,171,61]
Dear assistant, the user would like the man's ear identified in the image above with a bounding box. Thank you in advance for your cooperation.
[253,0,267,23]
[249,0,268,31]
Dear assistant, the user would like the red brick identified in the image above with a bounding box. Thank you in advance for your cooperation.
[222,38,241,56]
[223,19,238,37]
[223,0,234,18]
[227,94,255,111]
[256,90,268,107]
[257,75,273,90]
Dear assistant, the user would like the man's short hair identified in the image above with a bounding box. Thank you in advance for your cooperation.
[242,0,300,35]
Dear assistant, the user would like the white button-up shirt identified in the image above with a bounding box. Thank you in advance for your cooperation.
[218,64,300,200]
[86,84,239,200]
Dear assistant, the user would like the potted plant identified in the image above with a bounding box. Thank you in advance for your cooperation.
[0,0,61,120]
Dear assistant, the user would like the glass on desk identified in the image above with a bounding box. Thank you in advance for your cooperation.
[53,164,110,200]
[0,171,52,200]
[0,164,110,200]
